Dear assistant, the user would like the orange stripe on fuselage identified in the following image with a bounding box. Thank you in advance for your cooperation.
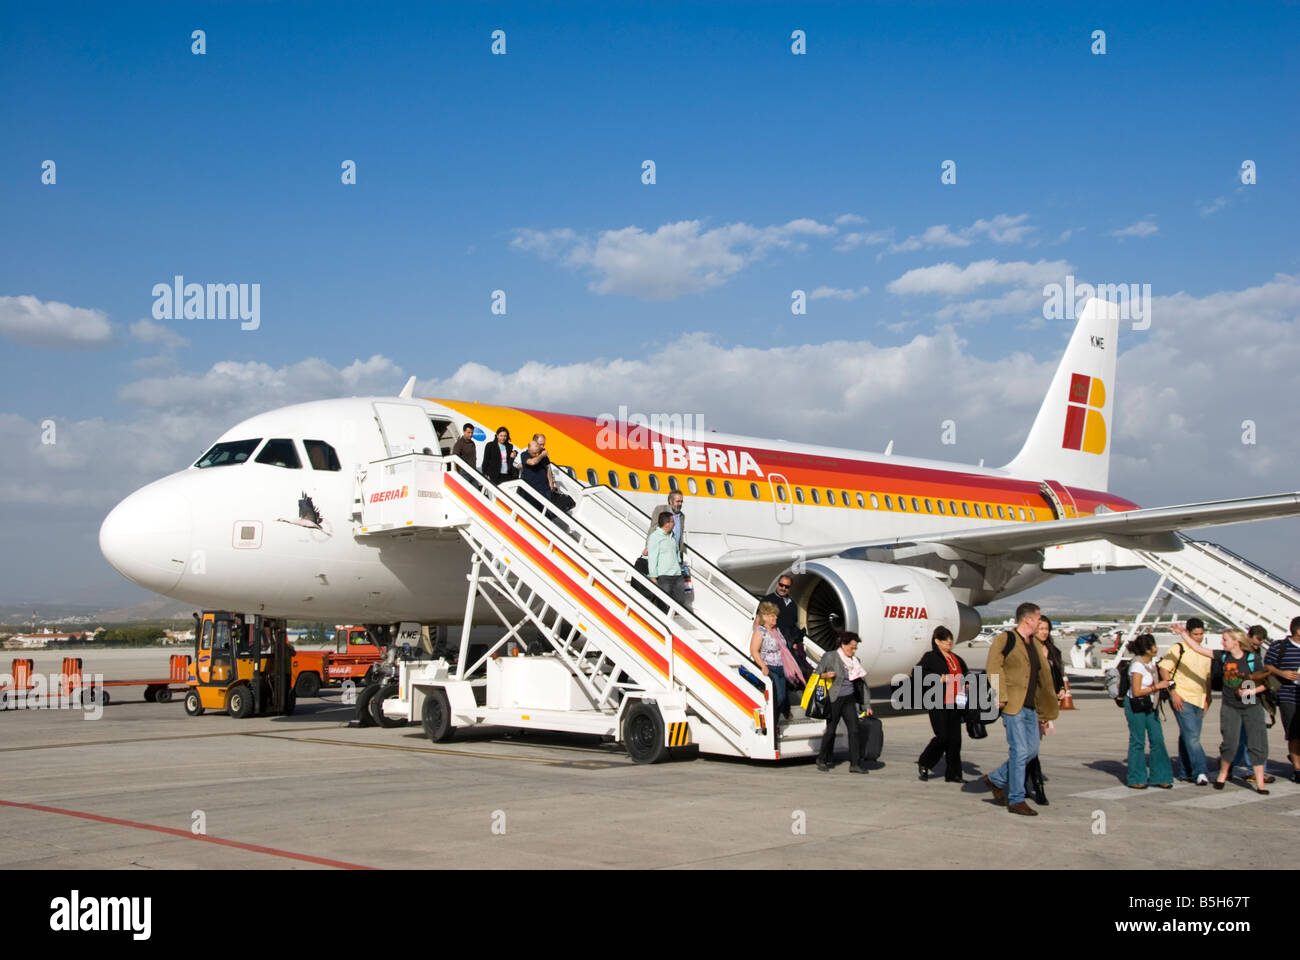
[430,399,1138,518]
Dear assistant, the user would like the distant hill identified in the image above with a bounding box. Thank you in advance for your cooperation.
[0,598,194,625]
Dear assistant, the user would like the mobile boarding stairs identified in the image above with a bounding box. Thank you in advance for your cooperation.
[353,453,832,763]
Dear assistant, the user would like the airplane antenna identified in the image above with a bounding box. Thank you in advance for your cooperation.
[883,441,893,456]
[978,458,985,468]
[398,376,416,399]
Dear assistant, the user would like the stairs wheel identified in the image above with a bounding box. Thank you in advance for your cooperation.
[622,701,667,764]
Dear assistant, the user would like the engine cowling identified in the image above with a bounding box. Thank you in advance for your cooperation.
[777,558,982,679]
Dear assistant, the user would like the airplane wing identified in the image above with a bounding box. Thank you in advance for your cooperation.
[715,491,1300,573]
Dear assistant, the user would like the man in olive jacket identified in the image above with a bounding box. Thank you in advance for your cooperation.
[983,602,1060,816]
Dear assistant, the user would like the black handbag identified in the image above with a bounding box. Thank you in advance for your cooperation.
[964,710,988,739]
[1130,694,1153,714]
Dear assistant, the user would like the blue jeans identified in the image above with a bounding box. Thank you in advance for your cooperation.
[768,664,787,718]
[990,706,1039,806]
[1171,701,1208,780]
[1125,698,1173,786]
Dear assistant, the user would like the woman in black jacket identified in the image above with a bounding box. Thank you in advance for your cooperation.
[916,625,969,784]
[479,427,518,485]
[1023,616,1066,804]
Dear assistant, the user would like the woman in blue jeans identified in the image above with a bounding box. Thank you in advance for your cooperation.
[750,602,789,723]
[1125,633,1174,789]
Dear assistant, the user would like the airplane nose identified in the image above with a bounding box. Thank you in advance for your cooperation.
[99,483,193,594]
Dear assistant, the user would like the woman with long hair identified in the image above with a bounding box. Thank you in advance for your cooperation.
[1023,617,1066,803]
[1123,633,1174,790]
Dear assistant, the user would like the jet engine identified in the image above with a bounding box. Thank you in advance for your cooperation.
[777,558,982,677]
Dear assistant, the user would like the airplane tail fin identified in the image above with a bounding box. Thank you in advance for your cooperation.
[1002,298,1119,492]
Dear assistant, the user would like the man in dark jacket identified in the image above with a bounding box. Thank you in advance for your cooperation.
[451,423,477,467]
[760,575,807,675]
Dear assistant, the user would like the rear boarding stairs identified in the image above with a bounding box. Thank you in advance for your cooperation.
[352,453,834,763]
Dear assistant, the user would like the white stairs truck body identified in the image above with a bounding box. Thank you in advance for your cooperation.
[1125,534,1300,642]
[353,454,837,762]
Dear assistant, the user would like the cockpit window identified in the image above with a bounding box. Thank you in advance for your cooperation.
[195,439,262,468]
[303,440,341,471]
[255,438,301,469]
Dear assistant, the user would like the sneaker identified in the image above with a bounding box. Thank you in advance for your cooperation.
[1007,801,1038,816]
[816,760,831,772]
[1196,774,1209,786]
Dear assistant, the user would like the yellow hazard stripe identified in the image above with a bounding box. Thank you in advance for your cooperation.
[668,721,690,747]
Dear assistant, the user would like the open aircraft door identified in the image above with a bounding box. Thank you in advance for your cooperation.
[768,473,793,525]
[373,402,438,457]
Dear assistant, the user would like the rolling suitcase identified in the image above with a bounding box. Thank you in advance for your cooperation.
[859,714,883,763]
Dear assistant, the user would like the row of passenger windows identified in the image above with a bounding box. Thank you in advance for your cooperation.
[583,468,1032,521]
[195,437,341,471]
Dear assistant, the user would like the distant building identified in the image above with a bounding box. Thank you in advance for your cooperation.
[4,629,80,650]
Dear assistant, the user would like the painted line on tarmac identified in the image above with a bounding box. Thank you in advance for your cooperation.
[0,724,342,753]
[0,798,375,870]
[253,733,624,768]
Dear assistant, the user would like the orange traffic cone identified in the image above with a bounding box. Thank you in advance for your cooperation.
[1061,677,1076,710]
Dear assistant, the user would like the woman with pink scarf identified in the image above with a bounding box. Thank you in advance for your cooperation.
[815,632,872,774]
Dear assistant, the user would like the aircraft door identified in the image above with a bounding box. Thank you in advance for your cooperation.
[197,615,214,684]
[768,473,793,525]
[373,402,439,457]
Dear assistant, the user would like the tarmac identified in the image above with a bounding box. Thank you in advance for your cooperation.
[1,649,1297,870]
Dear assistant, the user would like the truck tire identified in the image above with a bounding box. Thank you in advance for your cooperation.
[370,681,402,728]
[354,683,379,727]
[154,687,174,704]
[421,688,454,742]
[228,685,254,719]
[622,701,667,764]
[294,671,321,698]
[143,685,159,703]
[184,690,205,716]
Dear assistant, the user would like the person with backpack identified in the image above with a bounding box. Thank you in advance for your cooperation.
[1157,617,1213,785]
[1122,633,1174,789]
[982,602,1060,816]
[1172,625,1272,793]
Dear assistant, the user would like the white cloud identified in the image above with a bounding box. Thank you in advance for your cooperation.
[130,317,189,351]
[934,288,1046,322]
[811,285,870,301]
[512,218,839,300]
[835,229,893,252]
[834,214,866,225]
[0,295,112,349]
[1199,197,1229,217]
[887,259,1071,297]
[1111,219,1159,240]
[883,214,1035,256]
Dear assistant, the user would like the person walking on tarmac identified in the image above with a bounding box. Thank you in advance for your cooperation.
[915,625,968,784]
[1022,616,1066,805]
[982,602,1060,816]
[815,632,871,774]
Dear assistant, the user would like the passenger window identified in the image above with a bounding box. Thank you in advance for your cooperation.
[898,497,907,512]
[961,502,970,517]
[750,482,759,499]
[706,479,717,495]
[668,476,679,493]
[937,500,946,514]
[607,470,620,489]
[911,497,920,512]
[997,505,1005,519]
[924,498,933,513]
[810,489,820,504]
[842,491,851,506]
[950,500,958,515]
[586,468,598,486]
[1018,507,1026,520]
[795,488,805,503]
[303,440,341,471]
[723,481,734,497]
[855,492,864,508]
[648,474,661,492]
[628,472,641,490]
[195,438,262,468]
[686,477,698,494]
[255,438,301,469]
[776,485,786,502]
[827,489,836,505]
[869,493,878,509]
[884,495,893,510]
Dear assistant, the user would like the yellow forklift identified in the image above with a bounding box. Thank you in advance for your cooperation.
[184,611,296,718]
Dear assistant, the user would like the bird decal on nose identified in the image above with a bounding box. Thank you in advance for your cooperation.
[279,492,326,532]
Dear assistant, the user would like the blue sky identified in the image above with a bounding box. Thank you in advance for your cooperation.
[2,2,1298,607]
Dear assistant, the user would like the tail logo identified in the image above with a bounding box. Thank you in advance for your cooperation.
[1063,373,1106,454]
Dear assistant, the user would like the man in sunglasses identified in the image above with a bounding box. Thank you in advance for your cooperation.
[760,576,809,681]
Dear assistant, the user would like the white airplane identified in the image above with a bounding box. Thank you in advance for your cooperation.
[99,300,1300,681]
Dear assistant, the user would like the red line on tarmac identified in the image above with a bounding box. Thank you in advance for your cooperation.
[0,799,375,870]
